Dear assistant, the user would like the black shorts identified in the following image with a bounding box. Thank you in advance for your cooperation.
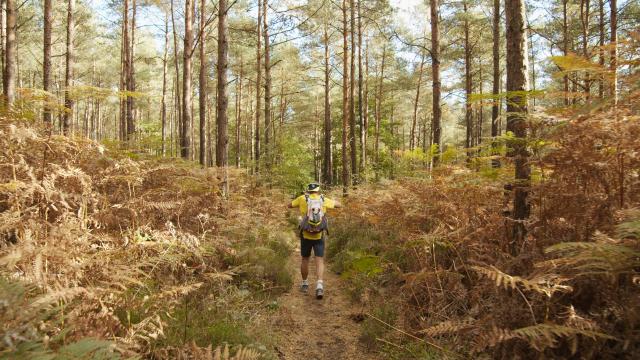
[300,236,325,258]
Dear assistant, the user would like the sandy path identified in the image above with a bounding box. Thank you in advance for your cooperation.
[271,253,379,360]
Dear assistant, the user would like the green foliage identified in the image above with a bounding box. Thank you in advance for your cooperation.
[376,340,441,360]
[0,277,121,360]
[204,321,252,349]
[360,304,398,349]
[269,132,315,193]
[2,338,121,360]
[440,146,460,164]
[163,298,252,350]
[230,229,294,293]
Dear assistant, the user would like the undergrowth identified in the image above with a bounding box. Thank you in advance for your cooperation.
[0,114,293,359]
[329,84,640,358]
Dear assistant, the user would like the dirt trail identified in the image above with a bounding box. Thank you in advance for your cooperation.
[271,252,378,360]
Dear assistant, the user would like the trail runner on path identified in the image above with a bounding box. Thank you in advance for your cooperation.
[288,183,341,299]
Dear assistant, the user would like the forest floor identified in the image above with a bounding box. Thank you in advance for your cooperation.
[270,246,379,360]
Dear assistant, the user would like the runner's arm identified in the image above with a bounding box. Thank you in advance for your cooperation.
[288,195,301,209]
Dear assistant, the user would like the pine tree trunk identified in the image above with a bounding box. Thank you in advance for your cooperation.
[236,58,243,168]
[464,0,473,160]
[127,0,136,141]
[357,0,364,173]
[598,0,605,99]
[263,0,271,169]
[62,0,74,135]
[322,21,333,185]
[430,0,441,165]
[43,0,52,123]
[170,0,181,144]
[363,41,369,170]
[199,0,207,166]
[0,0,5,94]
[216,0,229,168]
[119,5,127,141]
[491,0,500,168]
[247,82,254,162]
[181,0,193,159]
[342,0,350,193]
[122,0,130,140]
[161,15,168,156]
[374,46,385,166]
[2,0,14,106]
[563,0,569,106]
[349,0,357,181]
[505,0,530,253]
[410,53,425,150]
[478,64,484,146]
[610,0,617,105]
[580,0,591,101]
[254,0,262,172]
[314,101,320,181]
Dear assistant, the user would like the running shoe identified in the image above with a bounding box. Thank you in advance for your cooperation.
[300,283,309,294]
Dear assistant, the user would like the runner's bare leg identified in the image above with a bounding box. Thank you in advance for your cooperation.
[301,257,310,281]
[316,257,324,282]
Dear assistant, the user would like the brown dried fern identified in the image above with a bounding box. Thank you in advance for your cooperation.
[471,265,573,298]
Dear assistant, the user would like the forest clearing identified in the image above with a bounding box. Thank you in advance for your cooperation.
[1,0,639,359]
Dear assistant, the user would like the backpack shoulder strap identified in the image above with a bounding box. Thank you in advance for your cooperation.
[304,194,309,203]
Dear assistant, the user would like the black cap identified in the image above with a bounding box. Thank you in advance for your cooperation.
[307,183,320,192]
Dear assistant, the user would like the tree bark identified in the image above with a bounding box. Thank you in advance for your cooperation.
[263,0,271,169]
[363,40,369,171]
[430,0,441,165]
[3,0,15,106]
[597,0,604,99]
[0,0,5,94]
[170,0,182,145]
[357,0,364,173]
[322,20,333,185]
[119,6,126,141]
[349,0,357,181]
[610,0,617,105]
[464,0,472,159]
[410,52,425,150]
[161,15,169,156]
[62,0,74,135]
[199,0,207,166]
[342,0,350,193]
[314,101,320,181]
[216,0,229,168]
[562,0,569,106]
[181,0,193,159]
[491,0,500,167]
[236,58,243,167]
[254,0,262,172]
[478,64,484,146]
[505,0,530,253]
[580,0,591,101]
[127,0,136,141]
[374,45,385,165]
[43,0,52,123]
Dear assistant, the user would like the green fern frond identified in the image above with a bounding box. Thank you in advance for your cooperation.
[616,209,640,239]
[544,239,640,276]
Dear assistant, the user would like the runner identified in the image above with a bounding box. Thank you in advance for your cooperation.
[288,183,341,299]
